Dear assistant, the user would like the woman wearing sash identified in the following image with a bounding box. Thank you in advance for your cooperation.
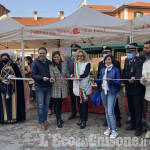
[0,53,26,124]
[73,49,92,129]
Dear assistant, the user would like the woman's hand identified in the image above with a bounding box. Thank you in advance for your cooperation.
[105,78,111,81]
[90,78,94,82]
[70,74,74,78]
[50,78,54,83]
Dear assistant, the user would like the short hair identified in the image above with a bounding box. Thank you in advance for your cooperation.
[38,47,47,53]
[144,41,150,45]
[1,53,10,59]
[104,55,115,65]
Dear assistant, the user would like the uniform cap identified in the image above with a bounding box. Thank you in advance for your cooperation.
[101,45,112,53]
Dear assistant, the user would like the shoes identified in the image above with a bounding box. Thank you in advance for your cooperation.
[60,119,64,124]
[125,125,135,130]
[44,121,50,127]
[40,124,46,131]
[116,120,121,127]
[103,120,108,127]
[57,120,62,128]
[110,130,118,139]
[135,130,142,136]
[104,128,111,136]
[68,114,76,120]
[80,121,86,129]
[77,120,82,126]
[145,131,150,139]
[48,109,53,115]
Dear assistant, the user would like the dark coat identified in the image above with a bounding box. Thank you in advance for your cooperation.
[123,56,145,95]
[0,63,26,123]
[66,56,74,75]
[31,57,51,87]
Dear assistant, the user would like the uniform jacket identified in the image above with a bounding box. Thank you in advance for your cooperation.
[141,60,150,101]
[124,56,145,95]
[31,57,51,87]
[66,56,74,74]
[50,61,70,98]
[95,67,121,95]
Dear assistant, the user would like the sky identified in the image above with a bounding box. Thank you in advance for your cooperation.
[1,0,150,17]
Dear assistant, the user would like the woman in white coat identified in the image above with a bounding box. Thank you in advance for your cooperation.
[141,59,150,138]
[73,49,92,129]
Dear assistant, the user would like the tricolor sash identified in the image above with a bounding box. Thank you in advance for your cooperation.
[74,62,91,103]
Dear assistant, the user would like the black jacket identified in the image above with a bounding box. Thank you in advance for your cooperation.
[123,56,145,95]
[31,57,51,87]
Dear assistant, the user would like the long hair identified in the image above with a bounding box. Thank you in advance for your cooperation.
[25,56,33,66]
[75,49,89,62]
[52,51,62,66]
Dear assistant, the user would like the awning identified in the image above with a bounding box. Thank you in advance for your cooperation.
[82,43,144,52]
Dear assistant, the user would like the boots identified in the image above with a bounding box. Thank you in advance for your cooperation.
[54,104,62,128]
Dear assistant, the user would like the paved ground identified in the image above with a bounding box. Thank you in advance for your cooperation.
[0,90,149,150]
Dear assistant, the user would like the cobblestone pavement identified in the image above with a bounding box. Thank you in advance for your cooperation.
[0,91,149,150]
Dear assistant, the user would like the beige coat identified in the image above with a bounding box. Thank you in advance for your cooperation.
[50,62,70,99]
[141,60,150,101]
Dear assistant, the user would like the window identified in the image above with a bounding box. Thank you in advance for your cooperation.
[134,12,143,18]
[118,12,121,18]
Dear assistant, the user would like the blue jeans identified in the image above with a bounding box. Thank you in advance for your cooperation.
[101,90,117,130]
[35,86,51,124]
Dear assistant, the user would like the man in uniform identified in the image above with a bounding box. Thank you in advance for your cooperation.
[67,44,81,120]
[97,46,121,127]
[124,43,145,136]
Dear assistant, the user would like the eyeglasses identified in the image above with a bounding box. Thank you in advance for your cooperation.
[77,55,83,58]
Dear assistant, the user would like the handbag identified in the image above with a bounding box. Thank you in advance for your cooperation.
[91,90,101,107]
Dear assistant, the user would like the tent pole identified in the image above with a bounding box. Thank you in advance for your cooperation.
[21,40,25,78]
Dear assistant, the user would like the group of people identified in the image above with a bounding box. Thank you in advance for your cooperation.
[0,41,150,139]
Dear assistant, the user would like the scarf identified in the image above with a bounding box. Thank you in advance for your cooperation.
[102,64,113,94]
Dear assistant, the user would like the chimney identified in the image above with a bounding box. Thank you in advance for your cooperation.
[117,3,119,8]
[59,11,64,20]
[34,11,38,20]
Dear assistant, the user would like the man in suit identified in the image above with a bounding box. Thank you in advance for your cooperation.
[97,46,121,127]
[67,44,81,120]
[124,43,145,136]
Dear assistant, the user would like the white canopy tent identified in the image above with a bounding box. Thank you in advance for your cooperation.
[132,14,150,43]
[0,16,23,43]
[23,5,132,47]
[0,16,25,76]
